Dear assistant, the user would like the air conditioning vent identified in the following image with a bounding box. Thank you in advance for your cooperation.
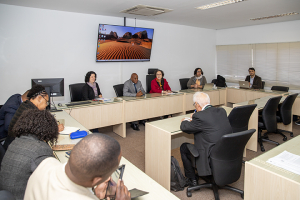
[120,5,173,16]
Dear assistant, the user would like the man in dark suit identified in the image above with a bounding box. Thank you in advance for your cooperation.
[0,90,29,140]
[245,67,262,89]
[180,92,232,186]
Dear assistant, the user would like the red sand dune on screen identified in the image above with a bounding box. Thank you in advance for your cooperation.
[97,40,152,60]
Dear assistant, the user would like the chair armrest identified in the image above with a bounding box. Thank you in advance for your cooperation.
[187,144,199,157]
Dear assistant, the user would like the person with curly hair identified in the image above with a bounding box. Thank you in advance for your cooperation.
[0,109,59,200]
[3,84,64,149]
[82,71,102,100]
[187,68,207,89]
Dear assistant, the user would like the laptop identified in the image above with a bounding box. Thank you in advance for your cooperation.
[239,81,250,89]
[203,83,214,90]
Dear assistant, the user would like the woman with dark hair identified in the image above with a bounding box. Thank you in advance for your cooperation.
[3,84,63,150]
[82,71,102,100]
[187,68,207,89]
[150,69,172,94]
[0,109,59,200]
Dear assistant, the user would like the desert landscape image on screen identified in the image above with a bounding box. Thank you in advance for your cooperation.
[96,25,154,61]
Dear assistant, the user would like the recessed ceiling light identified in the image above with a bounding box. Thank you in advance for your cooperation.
[250,12,299,21]
[196,0,246,10]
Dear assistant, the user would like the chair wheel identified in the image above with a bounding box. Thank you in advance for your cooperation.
[241,193,244,199]
[187,191,192,197]
[283,137,287,141]
[290,133,294,137]
[261,147,265,152]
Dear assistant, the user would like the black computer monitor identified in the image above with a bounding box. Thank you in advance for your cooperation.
[31,78,64,110]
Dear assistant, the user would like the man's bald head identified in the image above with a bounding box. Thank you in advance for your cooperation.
[68,134,121,182]
[130,73,138,84]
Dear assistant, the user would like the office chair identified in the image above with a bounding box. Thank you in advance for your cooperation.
[258,96,282,152]
[276,93,298,137]
[69,83,85,102]
[186,129,256,199]
[0,105,3,109]
[179,78,189,90]
[228,104,257,133]
[271,86,289,92]
[261,81,265,89]
[146,68,158,93]
[113,84,124,97]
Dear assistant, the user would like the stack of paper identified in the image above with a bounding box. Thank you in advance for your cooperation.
[59,126,80,135]
[267,151,300,175]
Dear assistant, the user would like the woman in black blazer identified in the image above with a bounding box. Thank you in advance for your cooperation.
[82,71,102,100]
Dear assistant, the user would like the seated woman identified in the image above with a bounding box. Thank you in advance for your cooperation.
[0,109,59,200]
[82,71,102,100]
[150,69,172,94]
[187,68,207,89]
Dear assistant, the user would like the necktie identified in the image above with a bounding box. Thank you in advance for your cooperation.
[134,83,137,93]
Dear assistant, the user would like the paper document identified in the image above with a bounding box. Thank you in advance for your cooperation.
[94,98,111,101]
[59,126,80,135]
[266,151,300,175]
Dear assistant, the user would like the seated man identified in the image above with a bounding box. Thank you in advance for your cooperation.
[180,92,232,186]
[0,90,29,140]
[24,134,131,200]
[123,73,146,131]
[245,67,262,89]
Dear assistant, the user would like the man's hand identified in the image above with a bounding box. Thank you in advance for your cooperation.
[94,178,110,199]
[136,91,143,97]
[115,180,131,200]
[58,124,64,132]
[99,94,103,98]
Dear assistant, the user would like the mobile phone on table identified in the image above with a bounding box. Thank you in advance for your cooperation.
[105,165,125,200]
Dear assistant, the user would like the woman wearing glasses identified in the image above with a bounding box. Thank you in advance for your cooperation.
[0,109,60,200]
[3,85,64,150]
[187,68,207,89]
[150,69,172,94]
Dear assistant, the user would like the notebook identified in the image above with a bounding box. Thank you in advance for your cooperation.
[239,81,250,89]
[203,83,214,90]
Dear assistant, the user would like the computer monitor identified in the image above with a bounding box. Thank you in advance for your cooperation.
[31,78,64,110]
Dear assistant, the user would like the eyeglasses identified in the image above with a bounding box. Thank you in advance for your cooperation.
[193,102,197,107]
[40,95,49,106]
[197,71,202,73]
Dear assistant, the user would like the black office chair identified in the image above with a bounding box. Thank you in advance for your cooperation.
[0,105,3,109]
[261,81,265,89]
[258,96,282,152]
[113,84,124,97]
[276,93,298,137]
[271,86,289,92]
[228,104,257,133]
[146,68,158,93]
[186,129,256,199]
[69,83,85,102]
[179,78,189,90]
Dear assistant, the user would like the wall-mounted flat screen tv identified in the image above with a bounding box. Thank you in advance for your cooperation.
[96,24,154,62]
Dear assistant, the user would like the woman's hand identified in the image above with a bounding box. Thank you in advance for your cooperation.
[99,95,102,98]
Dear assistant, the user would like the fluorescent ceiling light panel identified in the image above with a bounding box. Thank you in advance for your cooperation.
[250,12,299,21]
[196,0,245,10]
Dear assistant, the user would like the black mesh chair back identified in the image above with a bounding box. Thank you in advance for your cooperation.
[146,74,156,93]
[179,78,189,90]
[262,96,282,133]
[113,84,124,97]
[210,129,255,186]
[279,94,298,125]
[148,68,158,75]
[228,104,257,133]
[271,86,289,92]
[262,81,265,89]
[69,83,85,102]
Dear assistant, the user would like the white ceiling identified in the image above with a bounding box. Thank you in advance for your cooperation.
[1,0,300,29]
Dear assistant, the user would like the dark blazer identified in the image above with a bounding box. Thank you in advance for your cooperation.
[0,94,22,139]
[245,75,262,89]
[180,107,232,176]
[149,79,171,93]
[3,100,38,150]
[0,134,54,200]
[82,82,101,100]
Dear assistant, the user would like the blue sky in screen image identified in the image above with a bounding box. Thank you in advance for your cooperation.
[99,24,154,39]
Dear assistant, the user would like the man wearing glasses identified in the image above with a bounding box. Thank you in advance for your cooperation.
[179,92,232,187]
[3,85,64,149]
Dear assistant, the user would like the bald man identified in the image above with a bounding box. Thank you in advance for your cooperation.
[24,134,131,200]
[123,73,146,131]
[180,92,232,187]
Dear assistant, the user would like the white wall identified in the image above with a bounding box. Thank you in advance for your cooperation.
[0,4,216,104]
[216,20,300,45]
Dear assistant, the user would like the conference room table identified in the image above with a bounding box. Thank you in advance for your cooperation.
[52,111,179,200]
[244,135,300,200]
